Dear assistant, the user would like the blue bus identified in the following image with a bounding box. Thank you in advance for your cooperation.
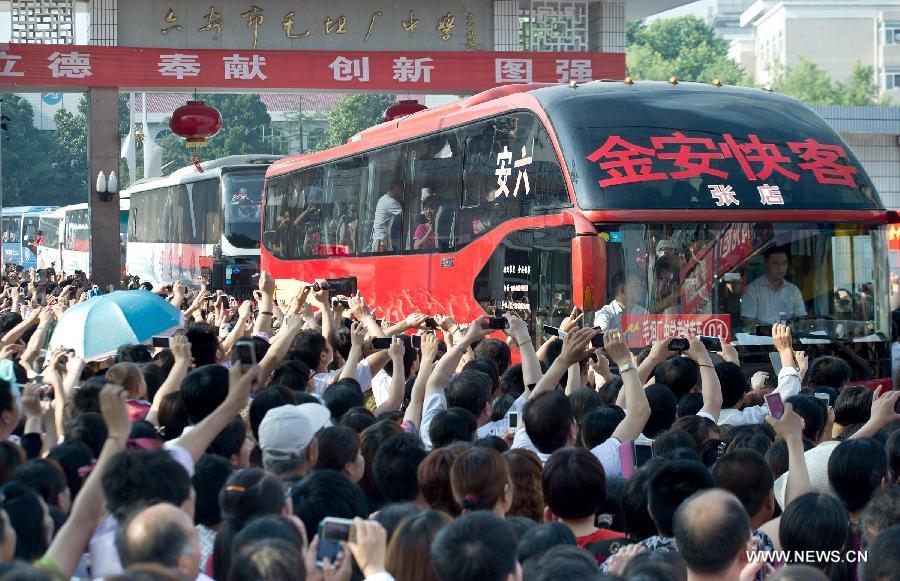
[2,206,58,270]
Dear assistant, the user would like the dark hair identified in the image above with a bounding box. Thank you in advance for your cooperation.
[208,418,247,462]
[723,423,776,456]
[323,380,364,421]
[464,359,500,396]
[431,512,518,581]
[490,395,517,422]
[181,365,229,424]
[11,460,66,509]
[430,408,477,448]
[473,338,512,376]
[828,438,887,513]
[445,371,491,420]
[622,460,664,540]
[47,441,93,498]
[213,469,286,581]
[341,406,377,433]
[505,448,544,522]
[185,324,219,367]
[807,356,851,389]
[156,392,189,441]
[862,525,900,581]
[228,539,304,581]
[1,481,48,560]
[833,386,872,427]
[385,510,452,581]
[451,446,510,513]
[597,376,624,407]
[475,436,509,452]
[541,447,606,520]
[715,362,747,410]
[66,381,102,419]
[0,313,23,335]
[116,344,152,364]
[813,386,838,407]
[713,450,774,521]
[102,450,191,521]
[248,385,297,441]
[290,331,328,370]
[622,551,688,581]
[763,245,790,261]
[647,460,714,537]
[418,445,467,516]
[117,507,193,570]
[672,415,718,455]
[232,515,303,549]
[653,429,700,461]
[0,441,26,486]
[859,487,900,549]
[674,491,750,575]
[373,503,422,541]
[888,429,900,483]
[780,493,849,578]
[313,425,360,473]
[291,469,368,540]
[523,391,573,454]
[521,545,600,580]
[358,420,404,509]
[579,406,625,449]
[569,387,604,427]
[192,454,232,528]
[653,358,699,400]
[499,363,526,397]
[373,433,427,503]
[270,360,313,394]
[0,379,16,416]
[677,392,704,418]
[766,438,814,480]
[644,384,678,438]
[141,363,166,404]
[516,522,577,563]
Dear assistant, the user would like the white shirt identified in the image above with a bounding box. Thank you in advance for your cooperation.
[593,300,648,331]
[717,366,802,426]
[370,195,402,249]
[741,276,806,325]
[419,392,526,450]
[511,426,622,477]
[313,360,373,396]
[372,369,393,407]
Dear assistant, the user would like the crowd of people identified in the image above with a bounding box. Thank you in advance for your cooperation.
[0,266,897,581]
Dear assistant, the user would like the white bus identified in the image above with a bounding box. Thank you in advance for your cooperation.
[123,155,281,295]
[2,206,58,270]
[36,198,130,276]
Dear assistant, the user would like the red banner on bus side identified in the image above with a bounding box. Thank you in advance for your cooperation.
[0,44,625,92]
[621,313,732,349]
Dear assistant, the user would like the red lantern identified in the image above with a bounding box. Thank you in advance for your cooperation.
[169,100,222,148]
[383,100,427,123]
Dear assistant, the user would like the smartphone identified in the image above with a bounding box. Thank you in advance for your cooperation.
[766,392,785,419]
[814,392,830,406]
[371,337,393,350]
[409,335,422,349]
[669,337,690,351]
[543,325,561,337]
[634,440,654,468]
[619,438,654,479]
[316,517,355,567]
[424,317,438,329]
[151,336,170,348]
[313,277,358,296]
[235,339,257,367]
[699,336,722,351]
[508,411,519,433]
[485,316,509,330]
[591,333,605,348]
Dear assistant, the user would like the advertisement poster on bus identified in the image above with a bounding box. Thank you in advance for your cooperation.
[621,313,731,349]
[680,224,754,313]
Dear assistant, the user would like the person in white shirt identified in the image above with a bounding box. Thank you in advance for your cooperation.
[741,246,806,327]
[370,181,403,252]
[593,271,648,331]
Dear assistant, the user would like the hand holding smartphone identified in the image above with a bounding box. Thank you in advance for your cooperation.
[765,392,785,419]
[235,339,257,370]
[316,517,355,567]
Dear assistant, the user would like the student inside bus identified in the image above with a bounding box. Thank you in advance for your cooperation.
[370,179,403,252]
[412,194,441,251]
[592,272,648,331]
[740,245,807,327]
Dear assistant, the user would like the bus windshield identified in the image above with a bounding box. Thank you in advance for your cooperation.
[597,222,888,349]
[223,170,265,249]
[548,90,879,210]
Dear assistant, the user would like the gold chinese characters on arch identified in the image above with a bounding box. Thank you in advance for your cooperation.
[142,2,490,51]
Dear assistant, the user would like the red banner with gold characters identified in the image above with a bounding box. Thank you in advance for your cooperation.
[621,314,732,349]
[0,44,625,91]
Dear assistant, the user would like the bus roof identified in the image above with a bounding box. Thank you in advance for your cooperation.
[1,206,58,216]
[123,154,283,195]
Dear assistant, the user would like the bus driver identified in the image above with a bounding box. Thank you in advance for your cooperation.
[740,245,806,327]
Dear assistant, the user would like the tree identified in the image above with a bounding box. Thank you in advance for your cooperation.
[626,17,745,84]
[772,58,888,106]
[0,93,60,206]
[318,94,395,151]
[159,93,273,171]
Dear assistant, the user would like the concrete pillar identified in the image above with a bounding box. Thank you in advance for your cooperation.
[88,87,121,289]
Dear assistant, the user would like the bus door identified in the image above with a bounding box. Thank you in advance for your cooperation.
[21,215,40,269]
[531,227,575,339]
[1,215,22,267]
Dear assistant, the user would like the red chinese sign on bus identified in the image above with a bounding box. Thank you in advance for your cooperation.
[621,313,731,349]
[585,132,858,190]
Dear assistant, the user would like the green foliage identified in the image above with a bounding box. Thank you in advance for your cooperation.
[626,16,744,84]
[0,94,63,206]
[773,58,887,106]
[160,93,273,172]
[319,94,395,151]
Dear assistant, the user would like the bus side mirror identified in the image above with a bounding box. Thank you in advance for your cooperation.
[571,235,606,312]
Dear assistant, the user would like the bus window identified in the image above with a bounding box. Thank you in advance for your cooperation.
[40,218,60,248]
[188,179,222,244]
[2,217,20,244]
[223,170,266,249]
[362,146,404,254]
[405,132,462,253]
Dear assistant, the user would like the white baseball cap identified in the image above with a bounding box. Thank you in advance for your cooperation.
[259,403,331,459]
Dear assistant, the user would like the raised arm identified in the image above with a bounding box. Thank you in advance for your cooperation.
[425,315,491,400]
[253,272,276,337]
[258,314,303,381]
[685,335,723,421]
[2,307,41,346]
[606,331,651,442]
[766,403,811,507]
[637,336,675,385]
[42,384,130,578]
[339,322,367,381]
[349,294,385,338]
[222,300,254,359]
[771,324,801,399]
[373,336,406,416]
[504,314,542,395]
[530,328,596,399]
[849,387,900,441]
[21,308,54,369]
[404,333,438,429]
[146,335,193,426]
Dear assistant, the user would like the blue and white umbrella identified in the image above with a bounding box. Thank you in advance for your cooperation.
[49,291,183,359]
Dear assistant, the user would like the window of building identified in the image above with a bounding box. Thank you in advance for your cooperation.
[884,70,900,89]
[884,24,900,44]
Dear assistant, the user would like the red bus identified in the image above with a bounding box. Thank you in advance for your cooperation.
[261,81,891,383]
